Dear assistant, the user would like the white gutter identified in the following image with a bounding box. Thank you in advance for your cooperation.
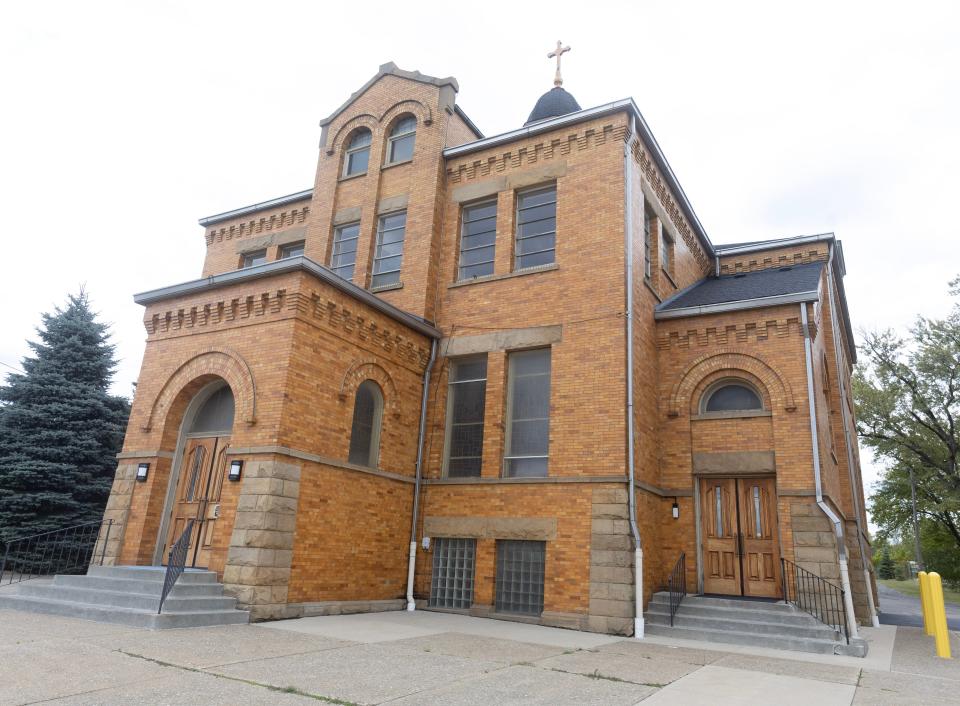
[825,246,880,627]
[714,232,835,256]
[799,302,859,639]
[198,189,313,227]
[624,115,644,639]
[406,338,438,610]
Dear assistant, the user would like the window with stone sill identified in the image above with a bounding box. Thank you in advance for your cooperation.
[385,115,416,165]
[372,211,406,289]
[458,199,497,280]
[660,225,674,277]
[515,184,557,271]
[331,222,360,281]
[503,348,551,478]
[343,128,372,177]
[443,355,488,477]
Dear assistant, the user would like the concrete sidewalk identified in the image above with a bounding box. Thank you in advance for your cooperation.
[1,608,957,705]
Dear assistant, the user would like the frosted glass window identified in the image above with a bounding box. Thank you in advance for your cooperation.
[429,538,476,609]
[504,349,551,477]
[331,223,360,281]
[458,200,496,280]
[495,540,545,615]
[515,185,556,270]
[372,211,406,288]
[444,357,487,477]
[704,383,763,413]
[348,381,383,468]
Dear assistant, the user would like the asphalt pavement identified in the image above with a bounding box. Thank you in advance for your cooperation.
[877,581,960,630]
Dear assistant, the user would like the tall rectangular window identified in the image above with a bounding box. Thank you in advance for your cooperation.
[444,356,487,477]
[504,348,551,478]
[372,211,406,288]
[429,538,476,609]
[515,185,556,270]
[331,223,359,281]
[495,540,545,616]
[458,200,496,280]
[643,208,653,279]
[660,226,673,275]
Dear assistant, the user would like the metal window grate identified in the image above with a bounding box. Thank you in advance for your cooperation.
[495,540,545,616]
[429,538,476,609]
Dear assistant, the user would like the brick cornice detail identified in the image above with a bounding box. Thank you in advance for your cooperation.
[142,347,257,432]
[657,317,802,350]
[205,205,310,246]
[446,123,628,184]
[669,348,797,417]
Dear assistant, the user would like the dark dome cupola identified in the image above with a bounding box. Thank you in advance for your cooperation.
[525,41,581,126]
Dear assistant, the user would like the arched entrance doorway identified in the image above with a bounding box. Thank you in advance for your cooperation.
[161,382,235,568]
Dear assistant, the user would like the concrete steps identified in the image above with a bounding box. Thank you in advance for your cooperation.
[0,565,248,629]
[645,592,867,657]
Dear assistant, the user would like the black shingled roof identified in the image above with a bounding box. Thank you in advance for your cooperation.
[657,261,824,313]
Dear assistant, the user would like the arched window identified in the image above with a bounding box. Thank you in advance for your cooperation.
[386,115,416,164]
[343,128,372,176]
[702,381,763,414]
[348,380,383,467]
[190,384,235,434]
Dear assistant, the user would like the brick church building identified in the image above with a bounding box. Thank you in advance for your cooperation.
[97,57,879,641]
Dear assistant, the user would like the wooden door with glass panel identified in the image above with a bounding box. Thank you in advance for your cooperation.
[163,435,229,568]
[700,476,780,597]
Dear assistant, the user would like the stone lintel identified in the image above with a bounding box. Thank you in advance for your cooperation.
[693,451,776,475]
[422,516,557,541]
[443,325,562,357]
[235,226,307,254]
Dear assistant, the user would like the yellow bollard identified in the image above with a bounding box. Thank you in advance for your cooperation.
[919,571,934,636]
[928,572,952,659]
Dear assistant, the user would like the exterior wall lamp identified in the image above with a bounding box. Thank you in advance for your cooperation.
[228,460,243,482]
[672,499,680,519]
[136,463,149,482]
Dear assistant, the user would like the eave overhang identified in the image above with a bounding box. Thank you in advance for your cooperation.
[133,256,441,339]
[198,189,313,228]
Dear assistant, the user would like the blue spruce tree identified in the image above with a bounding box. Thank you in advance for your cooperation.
[0,291,130,542]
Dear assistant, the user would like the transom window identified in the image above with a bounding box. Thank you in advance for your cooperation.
[444,356,487,477]
[372,211,406,289]
[504,348,551,477]
[459,200,496,280]
[343,129,372,177]
[241,249,268,268]
[279,241,305,259]
[386,115,416,164]
[515,185,556,270]
[348,380,383,468]
[702,381,763,413]
[331,222,360,281]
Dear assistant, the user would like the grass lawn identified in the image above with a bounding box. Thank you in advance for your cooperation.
[880,578,960,605]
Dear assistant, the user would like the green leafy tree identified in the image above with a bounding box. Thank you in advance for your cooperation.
[0,291,130,543]
[855,276,960,564]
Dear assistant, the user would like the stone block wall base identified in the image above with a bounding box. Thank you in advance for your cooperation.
[293,599,406,617]
[588,487,636,633]
[246,602,302,622]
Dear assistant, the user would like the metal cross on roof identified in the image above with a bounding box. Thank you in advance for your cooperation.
[548,40,571,87]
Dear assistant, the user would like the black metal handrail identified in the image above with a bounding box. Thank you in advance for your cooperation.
[667,551,687,626]
[1,519,116,587]
[781,557,848,643]
[158,519,194,614]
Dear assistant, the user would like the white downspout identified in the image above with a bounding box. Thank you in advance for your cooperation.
[624,116,644,639]
[406,338,438,611]
[800,302,859,639]
[825,246,880,627]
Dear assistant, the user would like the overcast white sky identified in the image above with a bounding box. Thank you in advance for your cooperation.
[2,1,958,524]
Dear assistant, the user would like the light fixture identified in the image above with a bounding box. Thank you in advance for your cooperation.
[671,500,680,519]
[228,460,243,482]
[421,536,431,551]
[136,463,149,482]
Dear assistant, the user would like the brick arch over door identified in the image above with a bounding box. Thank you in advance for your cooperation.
[668,349,797,417]
[142,348,257,433]
[338,360,402,420]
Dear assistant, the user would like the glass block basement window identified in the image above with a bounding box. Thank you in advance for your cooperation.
[495,540,545,616]
[428,538,476,609]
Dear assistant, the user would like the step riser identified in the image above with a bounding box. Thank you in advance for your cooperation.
[650,593,792,613]
[54,575,224,597]
[645,623,839,655]
[19,585,237,612]
[646,603,824,628]
[0,595,249,629]
[87,566,218,584]
[646,613,837,639]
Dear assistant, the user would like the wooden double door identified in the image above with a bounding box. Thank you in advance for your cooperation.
[700,476,781,598]
[162,435,230,569]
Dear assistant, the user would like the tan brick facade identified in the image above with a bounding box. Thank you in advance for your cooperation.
[103,62,876,632]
